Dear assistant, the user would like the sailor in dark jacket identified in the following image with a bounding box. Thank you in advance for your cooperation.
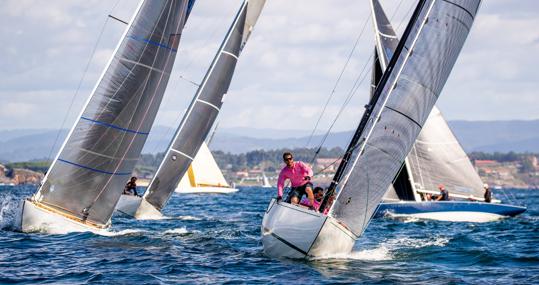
[483,183,492,203]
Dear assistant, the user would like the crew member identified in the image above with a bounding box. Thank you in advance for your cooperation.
[123,176,139,196]
[483,183,492,203]
[435,184,449,201]
[277,152,314,206]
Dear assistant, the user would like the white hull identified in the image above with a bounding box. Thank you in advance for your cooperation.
[115,195,142,217]
[398,211,503,223]
[21,199,109,234]
[175,186,238,194]
[134,198,164,220]
[261,199,355,259]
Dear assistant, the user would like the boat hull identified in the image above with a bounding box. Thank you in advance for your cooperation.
[175,186,238,194]
[261,199,355,259]
[21,199,108,234]
[374,201,527,222]
[114,195,142,217]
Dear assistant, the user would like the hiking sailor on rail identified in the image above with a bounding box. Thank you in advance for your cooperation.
[277,152,315,208]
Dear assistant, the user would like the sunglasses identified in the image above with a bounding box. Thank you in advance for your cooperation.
[284,157,293,161]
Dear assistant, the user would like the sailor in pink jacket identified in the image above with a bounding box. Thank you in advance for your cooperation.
[277,152,315,206]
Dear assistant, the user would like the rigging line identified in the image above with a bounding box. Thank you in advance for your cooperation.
[45,0,123,164]
[305,13,372,149]
[146,3,238,157]
[309,52,375,166]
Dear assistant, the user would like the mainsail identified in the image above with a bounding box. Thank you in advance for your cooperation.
[371,0,485,200]
[176,142,230,189]
[33,0,195,227]
[142,0,266,211]
[326,0,482,237]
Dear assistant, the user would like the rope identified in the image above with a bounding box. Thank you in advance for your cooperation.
[46,0,123,163]
[305,13,372,148]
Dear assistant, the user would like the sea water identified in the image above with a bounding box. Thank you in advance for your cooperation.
[0,186,537,284]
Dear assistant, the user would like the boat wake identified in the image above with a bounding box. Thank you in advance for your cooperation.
[313,246,392,261]
[99,228,148,237]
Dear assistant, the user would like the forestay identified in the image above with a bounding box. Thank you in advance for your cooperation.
[144,0,266,211]
[34,0,195,227]
[330,0,482,237]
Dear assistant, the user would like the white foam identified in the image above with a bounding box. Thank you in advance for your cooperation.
[99,229,147,237]
[312,246,392,261]
[385,236,449,249]
[163,227,189,235]
[0,194,23,230]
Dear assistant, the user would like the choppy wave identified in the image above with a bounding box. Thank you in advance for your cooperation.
[0,186,536,284]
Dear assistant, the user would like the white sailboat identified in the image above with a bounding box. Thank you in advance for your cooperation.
[261,0,482,258]
[174,142,237,193]
[262,172,272,188]
[115,0,266,219]
[21,0,195,234]
[371,0,526,222]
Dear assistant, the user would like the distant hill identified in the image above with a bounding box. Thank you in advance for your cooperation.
[0,119,538,161]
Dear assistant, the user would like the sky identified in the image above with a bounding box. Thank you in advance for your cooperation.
[0,0,538,134]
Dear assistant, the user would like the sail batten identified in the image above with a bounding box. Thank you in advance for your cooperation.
[329,0,482,236]
[34,0,195,226]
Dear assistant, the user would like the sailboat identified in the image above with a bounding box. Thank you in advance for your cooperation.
[370,0,526,222]
[20,0,196,234]
[174,142,237,193]
[115,0,266,219]
[261,172,272,188]
[261,0,482,259]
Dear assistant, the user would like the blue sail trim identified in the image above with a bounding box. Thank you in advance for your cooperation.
[127,35,177,52]
[57,159,132,176]
[80,117,149,135]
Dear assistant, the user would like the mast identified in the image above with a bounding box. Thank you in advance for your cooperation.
[319,0,428,213]
[33,0,195,227]
[328,0,482,237]
[141,0,266,212]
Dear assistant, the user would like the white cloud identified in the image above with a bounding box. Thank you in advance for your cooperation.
[0,0,537,133]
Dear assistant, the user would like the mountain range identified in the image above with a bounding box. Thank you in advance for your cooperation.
[0,120,538,162]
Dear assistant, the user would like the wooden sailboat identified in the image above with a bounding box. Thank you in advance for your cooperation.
[21,0,195,234]
[174,142,237,193]
[261,0,482,259]
[115,0,266,219]
[370,0,526,222]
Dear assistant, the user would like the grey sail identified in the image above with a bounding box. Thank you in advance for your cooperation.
[34,0,195,227]
[143,0,266,211]
[371,0,485,201]
[329,0,482,236]
[406,107,485,197]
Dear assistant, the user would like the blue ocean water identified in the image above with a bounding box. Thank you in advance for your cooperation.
[0,186,537,284]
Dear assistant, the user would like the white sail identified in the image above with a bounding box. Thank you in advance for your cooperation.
[23,0,195,232]
[174,142,234,193]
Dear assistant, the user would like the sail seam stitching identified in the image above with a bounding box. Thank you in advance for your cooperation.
[127,35,177,52]
[80,117,150,135]
[119,57,170,75]
[57,158,131,176]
